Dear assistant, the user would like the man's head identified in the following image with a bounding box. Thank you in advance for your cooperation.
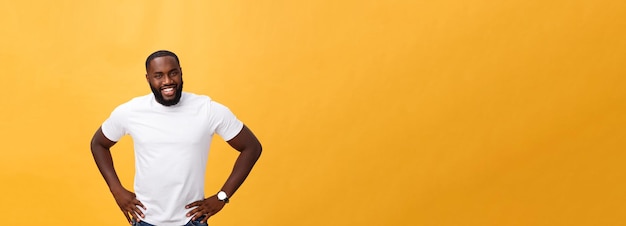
[145,50,184,106]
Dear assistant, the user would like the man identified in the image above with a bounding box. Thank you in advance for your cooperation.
[91,50,262,226]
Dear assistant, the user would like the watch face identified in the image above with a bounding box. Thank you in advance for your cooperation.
[217,191,228,200]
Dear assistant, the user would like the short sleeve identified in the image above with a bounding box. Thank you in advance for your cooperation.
[210,101,244,141]
[101,105,128,142]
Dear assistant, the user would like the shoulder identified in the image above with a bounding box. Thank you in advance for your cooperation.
[181,92,235,116]
[179,92,237,115]
[208,99,237,118]
[180,92,217,111]
[182,92,212,103]
[111,94,152,114]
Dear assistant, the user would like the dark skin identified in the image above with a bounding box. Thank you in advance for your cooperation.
[90,55,262,224]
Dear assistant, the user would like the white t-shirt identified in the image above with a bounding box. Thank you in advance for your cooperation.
[101,92,243,226]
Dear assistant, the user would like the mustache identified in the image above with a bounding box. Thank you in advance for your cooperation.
[150,81,183,106]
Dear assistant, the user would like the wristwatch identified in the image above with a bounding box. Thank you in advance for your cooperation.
[217,191,230,203]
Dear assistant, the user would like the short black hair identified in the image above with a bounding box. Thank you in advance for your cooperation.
[145,50,180,71]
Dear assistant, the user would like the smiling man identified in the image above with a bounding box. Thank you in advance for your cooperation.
[90,50,262,226]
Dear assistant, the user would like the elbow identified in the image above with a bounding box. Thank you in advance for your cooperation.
[90,136,98,153]
[254,142,262,159]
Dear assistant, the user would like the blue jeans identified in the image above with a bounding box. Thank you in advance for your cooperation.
[132,217,208,226]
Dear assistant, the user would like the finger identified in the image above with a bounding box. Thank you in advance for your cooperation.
[193,212,208,222]
[135,199,146,210]
[194,208,212,221]
[134,205,145,218]
[123,212,131,224]
[186,206,200,217]
[201,214,210,223]
[185,200,202,209]
[129,210,143,223]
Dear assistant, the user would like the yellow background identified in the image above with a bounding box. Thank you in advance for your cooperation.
[1,1,625,225]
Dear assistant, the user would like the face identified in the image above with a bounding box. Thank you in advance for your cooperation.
[146,56,184,106]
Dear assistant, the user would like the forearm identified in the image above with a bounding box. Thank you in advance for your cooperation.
[220,146,262,197]
[91,143,123,192]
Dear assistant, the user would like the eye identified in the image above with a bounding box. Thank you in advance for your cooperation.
[169,70,179,76]
[154,74,163,79]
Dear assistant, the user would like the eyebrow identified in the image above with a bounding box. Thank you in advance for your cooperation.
[151,67,179,75]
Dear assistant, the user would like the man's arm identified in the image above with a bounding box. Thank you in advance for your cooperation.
[221,124,263,196]
[186,124,262,222]
[90,127,146,224]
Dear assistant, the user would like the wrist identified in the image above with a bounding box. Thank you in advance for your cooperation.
[109,184,124,193]
[217,191,230,203]
[109,184,127,195]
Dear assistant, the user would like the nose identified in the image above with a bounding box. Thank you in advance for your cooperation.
[163,75,173,85]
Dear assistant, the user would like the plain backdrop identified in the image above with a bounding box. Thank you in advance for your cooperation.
[1,1,625,225]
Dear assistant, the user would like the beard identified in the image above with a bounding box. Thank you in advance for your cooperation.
[150,81,184,106]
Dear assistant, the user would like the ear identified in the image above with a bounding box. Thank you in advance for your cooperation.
[145,73,149,82]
